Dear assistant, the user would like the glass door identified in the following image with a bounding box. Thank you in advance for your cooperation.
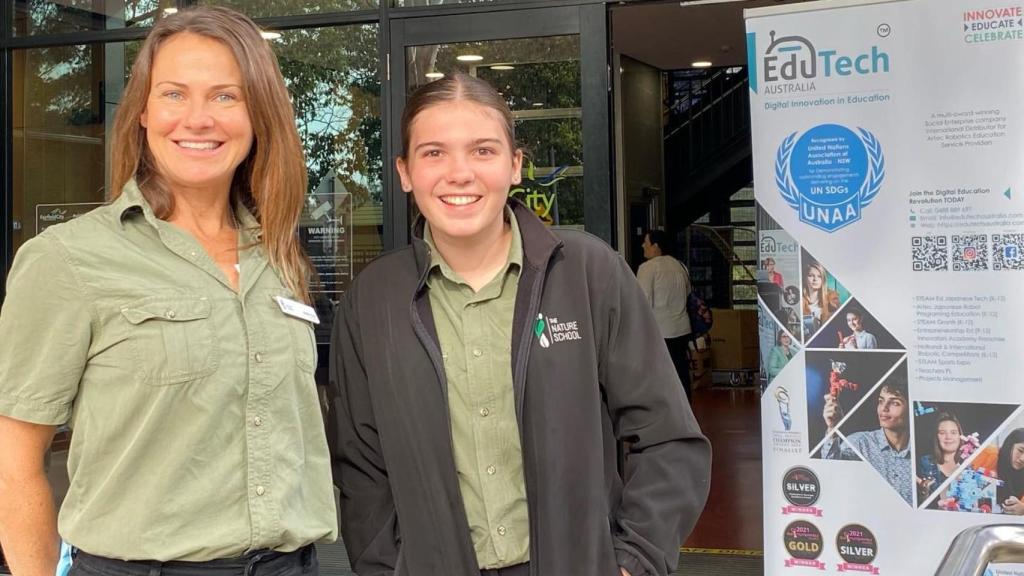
[387,4,612,246]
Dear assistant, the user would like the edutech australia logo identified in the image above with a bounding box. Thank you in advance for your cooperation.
[746,30,890,95]
[776,123,885,233]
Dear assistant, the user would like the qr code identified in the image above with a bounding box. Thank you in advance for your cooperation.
[912,236,948,271]
[952,234,989,271]
[993,234,1024,270]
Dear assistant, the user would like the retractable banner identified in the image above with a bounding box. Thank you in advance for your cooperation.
[747,0,1024,573]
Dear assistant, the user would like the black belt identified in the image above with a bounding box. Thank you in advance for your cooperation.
[72,544,315,576]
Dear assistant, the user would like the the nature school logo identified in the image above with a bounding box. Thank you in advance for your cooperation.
[534,313,582,349]
[776,123,885,233]
[746,31,890,94]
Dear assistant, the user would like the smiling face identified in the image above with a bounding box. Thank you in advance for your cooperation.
[847,312,863,332]
[936,420,962,455]
[396,100,522,247]
[140,32,253,197]
[876,389,907,432]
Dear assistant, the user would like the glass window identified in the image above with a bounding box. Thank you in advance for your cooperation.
[732,284,757,302]
[270,24,383,338]
[729,206,755,223]
[198,0,378,18]
[396,0,500,6]
[405,35,583,227]
[12,42,131,252]
[733,245,757,262]
[730,186,754,201]
[732,264,755,281]
[13,1,172,36]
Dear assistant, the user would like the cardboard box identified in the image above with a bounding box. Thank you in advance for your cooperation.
[709,308,760,370]
[689,348,713,390]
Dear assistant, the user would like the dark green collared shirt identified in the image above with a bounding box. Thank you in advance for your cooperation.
[0,180,337,561]
[424,210,531,569]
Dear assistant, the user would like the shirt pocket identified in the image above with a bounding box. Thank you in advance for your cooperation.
[120,294,219,386]
[264,290,317,374]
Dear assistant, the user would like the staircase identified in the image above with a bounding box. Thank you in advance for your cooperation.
[664,67,753,230]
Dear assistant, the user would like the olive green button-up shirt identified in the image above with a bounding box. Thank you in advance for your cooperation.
[0,181,337,561]
[424,211,531,569]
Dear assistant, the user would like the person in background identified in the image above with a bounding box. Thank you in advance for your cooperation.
[802,260,840,331]
[916,412,963,505]
[638,229,694,401]
[0,8,335,575]
[823,377,912,504]
[840,308,878,350]
[998,428,1024,515]
[329,73,710,576]
[763,257,784,288]
[767,330,798,380]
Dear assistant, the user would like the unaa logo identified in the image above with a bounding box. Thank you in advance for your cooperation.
[776,123,885,233]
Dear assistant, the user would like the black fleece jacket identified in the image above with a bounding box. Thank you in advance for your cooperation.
[329,200,711,576]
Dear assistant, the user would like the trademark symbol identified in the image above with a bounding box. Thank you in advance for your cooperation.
[877,23,891,37]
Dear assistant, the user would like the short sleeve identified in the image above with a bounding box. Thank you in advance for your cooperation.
[0,235,92,424]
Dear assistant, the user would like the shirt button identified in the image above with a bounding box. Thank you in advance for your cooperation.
[254,352,263,363]
[479,407,490,417]
[255,486,266,496]
[165,310,176,319]
[486,465,496,475]
[189,250,197,258]
[253,416,263,427]
[497,525,507,536]
[472,349,483,357]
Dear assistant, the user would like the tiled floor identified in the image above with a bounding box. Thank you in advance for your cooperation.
[685,386,764,552]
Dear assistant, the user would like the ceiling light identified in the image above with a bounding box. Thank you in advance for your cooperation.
[425,72,445,79]
[490,65,515,71]
[162,7,178,14]
[456,55,484,62]
[261,31,282,40]
[692,60,713,68]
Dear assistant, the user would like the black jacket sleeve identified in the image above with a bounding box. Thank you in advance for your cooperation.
[600,255,712,576]
[329,291,401,576]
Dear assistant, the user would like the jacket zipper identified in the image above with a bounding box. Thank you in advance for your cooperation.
[513,256,555,576]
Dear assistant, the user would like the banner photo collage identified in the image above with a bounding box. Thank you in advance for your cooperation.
[747,0,1024,574]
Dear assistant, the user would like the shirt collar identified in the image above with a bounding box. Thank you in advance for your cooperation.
[114,178,161,230]
[423,206,523,285]
[115,178,262,241]
[872,428,911,457]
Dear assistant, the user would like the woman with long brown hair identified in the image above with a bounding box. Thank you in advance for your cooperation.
[802,260,840,332]
[0,7,335,575]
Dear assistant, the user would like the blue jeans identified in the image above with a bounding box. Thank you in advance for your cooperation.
[69,545,318,576]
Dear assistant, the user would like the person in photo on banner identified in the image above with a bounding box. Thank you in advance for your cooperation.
[822,376,912,504]
[0,7,337,575]
[840,308,878,350]
[917,412,964,506]
[767,329,798,381]
[638,229,694,401]
[998,429,1024,515]
[763,257,785,288]
[802,260,839,334]
[328,73,711,576]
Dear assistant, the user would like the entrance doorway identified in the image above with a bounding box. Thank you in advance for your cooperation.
[387,4,613,246]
